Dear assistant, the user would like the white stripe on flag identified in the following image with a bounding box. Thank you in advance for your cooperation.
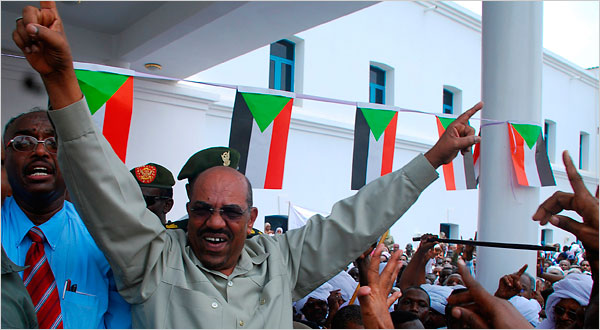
[452,153,467,190]
[91,103,106,132]
[246,119,272,188]
[365,131,384,185]
[523,143,541,186]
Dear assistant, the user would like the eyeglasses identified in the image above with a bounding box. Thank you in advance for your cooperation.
[143,195,171,207]
[554,305,578,321]
[189,203,249,222]
[6,135,57,154]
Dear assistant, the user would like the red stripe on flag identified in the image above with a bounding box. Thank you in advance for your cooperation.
[102,77,133,163]
[381,112,398,175]
[264,99,293,189]
[508,124,529,186]
[443,160,457,190]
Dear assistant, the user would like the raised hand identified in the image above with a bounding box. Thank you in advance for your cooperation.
[12,1,81,109]
[356,244,402,329]
[12,1,72,76]
[424,102,482,168]
[494,264,528,300]
[532,150,598,253]
[447,260,533,328]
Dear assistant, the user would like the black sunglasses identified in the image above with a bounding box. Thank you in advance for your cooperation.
[143,195,170,206]
[189,202,249,223]
[554,305,578,321]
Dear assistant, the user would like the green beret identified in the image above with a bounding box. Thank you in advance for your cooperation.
[130,163,175,189]
[178,147,240,181]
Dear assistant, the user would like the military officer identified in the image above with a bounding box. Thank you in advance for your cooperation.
[130,163,175,226]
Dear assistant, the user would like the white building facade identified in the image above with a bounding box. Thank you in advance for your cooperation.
[2,1,598,251]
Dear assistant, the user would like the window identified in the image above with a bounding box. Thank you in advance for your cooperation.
[579,131,589,170]
[541,229,553,246]
[442,85,462,115]
[440,223,459,239]
[369,66,386,104]
[443,89,453,114]
[269,40,295,92]
[544,120,556,163]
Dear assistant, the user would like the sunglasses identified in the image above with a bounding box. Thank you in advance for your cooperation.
[6,135,57,154]
[189,202,249,223]
[143,195,171,206]
[554,305,578,321]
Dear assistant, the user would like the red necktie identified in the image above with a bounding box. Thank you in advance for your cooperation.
[23,227,64,329]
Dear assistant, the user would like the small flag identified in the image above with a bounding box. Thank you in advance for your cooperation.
[435,116,477,190]
[507,123,555,187]
[351,103,398,190]
[229,87,294,189]
[75,69,133,163]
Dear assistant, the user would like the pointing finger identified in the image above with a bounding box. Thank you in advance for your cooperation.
[515,264,528,276]
[456,102,483,123]
[563,151,589,197]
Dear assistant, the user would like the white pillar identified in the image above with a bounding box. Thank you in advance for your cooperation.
[477,1,543,292]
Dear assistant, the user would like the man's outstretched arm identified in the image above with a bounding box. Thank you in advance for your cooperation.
[13,1,169,303]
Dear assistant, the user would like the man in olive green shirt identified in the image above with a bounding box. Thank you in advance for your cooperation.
[13,2,481,328]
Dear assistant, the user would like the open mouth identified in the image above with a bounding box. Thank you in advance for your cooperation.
[24,163,54,180]
[201,235,229,252]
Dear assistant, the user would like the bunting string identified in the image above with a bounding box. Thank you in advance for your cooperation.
[3,53,542,127]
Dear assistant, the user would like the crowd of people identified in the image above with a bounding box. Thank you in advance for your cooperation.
[1,2,598,329]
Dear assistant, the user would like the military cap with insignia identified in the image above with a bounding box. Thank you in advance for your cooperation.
[178,147,240,181]
[130,163,175,189]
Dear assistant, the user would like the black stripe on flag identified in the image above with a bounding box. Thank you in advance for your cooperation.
[351,109,370,190]
[228,91,253,174]
[535,134,556,186]
[462,151,477,189]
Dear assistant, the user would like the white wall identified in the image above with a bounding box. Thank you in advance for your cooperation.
[2,1,597,250]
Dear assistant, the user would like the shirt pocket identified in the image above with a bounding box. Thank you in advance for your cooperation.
[256,275,291,327]
[62,291,101,329]
[164,285,225,328]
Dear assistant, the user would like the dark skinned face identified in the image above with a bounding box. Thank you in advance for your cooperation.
[302,298,328,324]
[140,186,173,225]
[396,288,430,323]
[553,298,585,329]
[4,112,65,205]
[186,167,257,276]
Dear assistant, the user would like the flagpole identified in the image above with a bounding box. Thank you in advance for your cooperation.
[478,1,543,292]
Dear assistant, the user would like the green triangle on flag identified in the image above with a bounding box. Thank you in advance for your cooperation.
[437,116,455,130]
[241,92,292,132]
[360,108,397,141]
[511,123,542,149]
[75,70,130,114]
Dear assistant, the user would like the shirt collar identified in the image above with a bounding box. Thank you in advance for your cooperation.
[10,198,67,251]
[188,244,269,279]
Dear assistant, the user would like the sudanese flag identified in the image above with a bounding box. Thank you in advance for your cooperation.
[228,87,294,189]
[351,103,398,190]
[507,122,555,187]
[75,69,133,163]
[435,115,477,190]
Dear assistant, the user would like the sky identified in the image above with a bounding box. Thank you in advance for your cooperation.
[454,1,599,69]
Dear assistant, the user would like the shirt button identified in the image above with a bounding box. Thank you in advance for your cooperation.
[239,320,244,326]
[211,302,218,309]
[227,281,233,287]
[260,298,266,305]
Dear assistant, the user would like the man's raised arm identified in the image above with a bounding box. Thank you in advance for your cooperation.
[13,1,168,303]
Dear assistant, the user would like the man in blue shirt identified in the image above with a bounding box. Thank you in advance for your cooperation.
[2,110,131,328]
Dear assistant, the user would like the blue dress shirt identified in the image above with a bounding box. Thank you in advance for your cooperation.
[1,197,131,329]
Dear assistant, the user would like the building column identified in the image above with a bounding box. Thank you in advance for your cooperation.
[477,1,543,292]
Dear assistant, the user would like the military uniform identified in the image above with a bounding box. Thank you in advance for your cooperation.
[50,98,438,328]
